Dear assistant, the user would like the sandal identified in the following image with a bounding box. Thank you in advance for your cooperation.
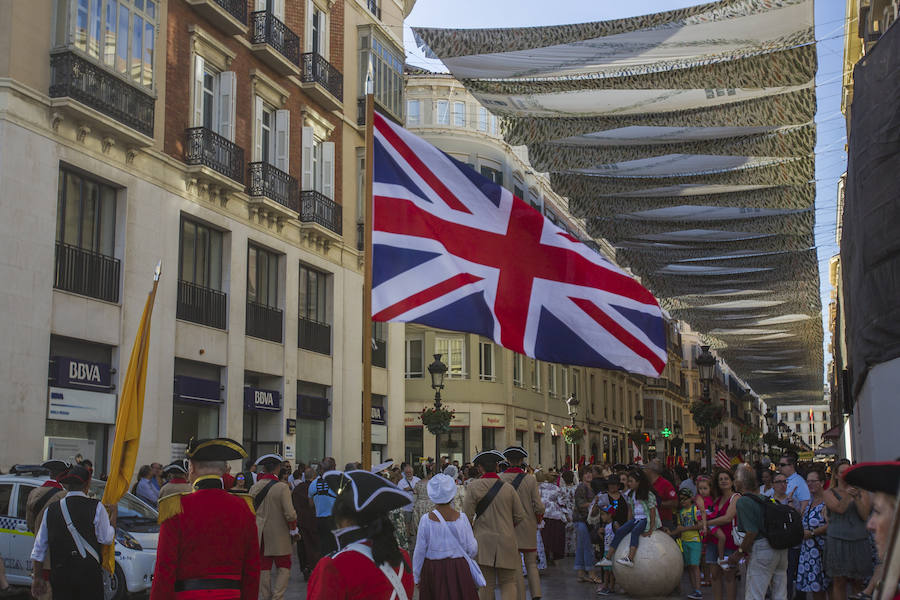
[849,594,872,600]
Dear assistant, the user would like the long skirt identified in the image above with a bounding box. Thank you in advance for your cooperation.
[419,557,480,600]
[541,518,566,560]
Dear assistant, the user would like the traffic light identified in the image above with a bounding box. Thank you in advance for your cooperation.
[641,432,651,443]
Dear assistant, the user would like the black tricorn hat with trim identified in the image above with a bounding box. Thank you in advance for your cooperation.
[473,450,506,466]
[186,438,247,462]
[41,459,71,474]
[323,470,412,516]
[843,461,900,496]
[58,465,91,486]
[163,459,189,475]
[503,446,528,459]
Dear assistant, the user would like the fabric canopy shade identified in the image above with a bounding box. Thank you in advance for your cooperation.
[415,0,821,404]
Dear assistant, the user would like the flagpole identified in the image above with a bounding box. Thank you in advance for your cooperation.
[361,61,374,470]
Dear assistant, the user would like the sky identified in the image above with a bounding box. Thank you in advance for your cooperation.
[403,0,848,389]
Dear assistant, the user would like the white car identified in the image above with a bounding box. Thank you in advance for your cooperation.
[0,468,158,599]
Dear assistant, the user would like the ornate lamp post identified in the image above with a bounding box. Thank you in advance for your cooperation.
[695,345,718,473]
[427,354,448,465]
[565,394,579,466]
[633,410,644,462]
[672,420,683,458]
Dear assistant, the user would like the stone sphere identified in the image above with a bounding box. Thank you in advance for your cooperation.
[611,530,683,597]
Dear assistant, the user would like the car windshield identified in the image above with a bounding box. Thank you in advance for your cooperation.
[88,480,158,520]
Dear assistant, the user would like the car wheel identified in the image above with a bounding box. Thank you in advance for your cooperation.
[103,564,127,600]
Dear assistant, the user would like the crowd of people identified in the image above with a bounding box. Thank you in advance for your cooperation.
[6,445,898,600]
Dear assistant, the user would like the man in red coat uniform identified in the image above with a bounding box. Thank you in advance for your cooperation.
[151,438,260,600]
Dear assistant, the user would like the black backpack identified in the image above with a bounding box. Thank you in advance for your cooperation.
[746,494,804,549]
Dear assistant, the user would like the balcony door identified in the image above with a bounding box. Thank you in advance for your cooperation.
[193,56,236,141]
[305,0,328,56]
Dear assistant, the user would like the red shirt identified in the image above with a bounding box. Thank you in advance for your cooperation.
[307,546,414,600]
[150,485,260,600]
[652,476,678,522]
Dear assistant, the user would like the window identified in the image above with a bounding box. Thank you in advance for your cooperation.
[69,0,157,88]
[794,411,801,421]
[299,265,328,322]
[302,127,335,198]
[481,165,503,186]
[254,97,289,170]
[193,57,236,140]
[513,353,524,387]
[405,337,423,378]
[482,428,496,453]
[573,369,581,399]
[16,485,33,520]
[372,321,387,368]
[531,360,541,391]
[179,219,223,290]
[477,107,488,131]
[0,484,12,516]
[490,115,498,135]
[57,168,117,257]
[247,244,279,307]
[435,100,449,125]
[306,0,327,56]
[548,365,557,396]
[561,366,569,398]
[406,100,421,126]
[359,28,404,121]
[452,101,465,127]
[435,336,466,378]
[479,341,494,381]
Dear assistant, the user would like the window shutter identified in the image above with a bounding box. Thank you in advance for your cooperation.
[321,11,328,58]
[305,0,314,52]
[322,141,334,199]
[219,71,236,141]
[274,0,284,20]
[301,126,314,190]
[193,54,205,127]
[275,109,290,172]
[253,95,264,162]
[255,0,266,10]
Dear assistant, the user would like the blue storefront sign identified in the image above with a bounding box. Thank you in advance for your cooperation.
[372,406,386,425]
[52,356,112,391]
[244,387,281,411]
[173,375,221,404]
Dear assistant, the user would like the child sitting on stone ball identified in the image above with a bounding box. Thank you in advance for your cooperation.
[596,468,661,568]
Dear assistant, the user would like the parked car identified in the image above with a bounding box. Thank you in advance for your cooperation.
[0,467,157,599]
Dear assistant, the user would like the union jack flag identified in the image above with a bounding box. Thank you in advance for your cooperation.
[371,112,667,377]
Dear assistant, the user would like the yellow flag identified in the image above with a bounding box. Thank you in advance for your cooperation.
[100,265,160,573]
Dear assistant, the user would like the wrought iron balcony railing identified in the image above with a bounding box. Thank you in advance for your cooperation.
[177,279,227,330]
[301,52,343,102]
[49,50,155,137]
[300,190,343,235]
[248,162,299,212]
[54,242,120,303]
[184,127,245,184]
[298,316,331,355]
[210,0,246,23]
[250,11,300,65]
[246,300,283,343]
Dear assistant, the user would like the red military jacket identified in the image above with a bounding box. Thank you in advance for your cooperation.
[307,538,414,600]
[150,476,260,600]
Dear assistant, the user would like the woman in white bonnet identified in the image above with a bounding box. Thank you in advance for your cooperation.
[412,474,481,600]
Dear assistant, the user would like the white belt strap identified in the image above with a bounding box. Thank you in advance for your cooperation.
[59,499,100,563]
[342,542,408,600]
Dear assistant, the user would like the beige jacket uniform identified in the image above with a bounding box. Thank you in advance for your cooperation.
[500,471,545,550]
[250,478,297,557]
[462,476,527,570]
[158,481,194,499]
[26,485,66,534]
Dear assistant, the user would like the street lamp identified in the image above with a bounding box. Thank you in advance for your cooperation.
[696,345,717,473]
[427,354,448,465]
[672,420,683,457]
[565,394,579,466]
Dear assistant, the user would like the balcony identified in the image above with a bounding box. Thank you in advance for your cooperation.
[299,190,343,250]
[641,376,684,396]
[246,300,283,343]
[249,11,300,76]
[298,316,331,355]
[300,52,343,110]
[184,127,245,192]
[54,242,120,303]
[49,50,155,146]
[186,0,248,35]
[177,280,227,330]
[248,162,299,220]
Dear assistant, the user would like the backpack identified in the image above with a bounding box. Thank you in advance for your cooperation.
[745,494,804,549]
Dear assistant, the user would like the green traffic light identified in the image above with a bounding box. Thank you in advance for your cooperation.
[661,427,672,438]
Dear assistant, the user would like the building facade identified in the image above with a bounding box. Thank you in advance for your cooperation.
[0,0,412,475]
[778,405,830,450]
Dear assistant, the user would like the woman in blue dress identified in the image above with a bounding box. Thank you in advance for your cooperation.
[796,470,829,600]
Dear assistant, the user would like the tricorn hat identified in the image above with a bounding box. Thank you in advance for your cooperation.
[58,465,91,486]
[254,453,285,468]
[323,470,412,516]
[473,450,505,467]
[41,459,71,474]
[163,459,188,475]
[186,438,248,462]
[503,446,528,460]
[843,461,900,496]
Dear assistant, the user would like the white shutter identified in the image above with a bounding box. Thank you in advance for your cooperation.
[305,0,314,52]
[301,126,314,190]
[255,0,266,10]
[275,109,290,172]
[219,71,236,141]
[273,0,285,21]
[322,141,334,199]
[193,54,205,127]
[321,11,328,58]
[253,96,264,162]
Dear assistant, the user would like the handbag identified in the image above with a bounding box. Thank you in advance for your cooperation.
[729,494,745,546]
[432,510,487,588]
